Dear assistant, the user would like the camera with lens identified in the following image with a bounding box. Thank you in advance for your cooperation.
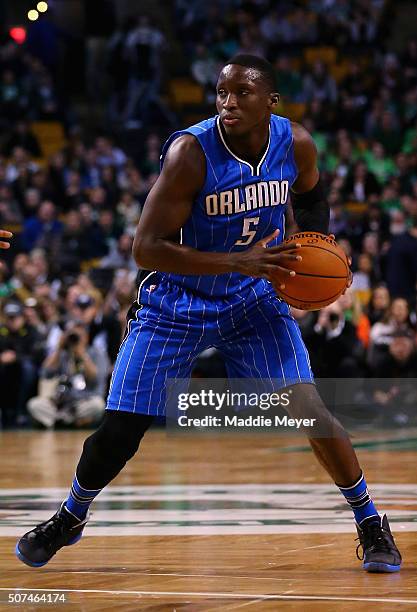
[54,375,74,409]
[65,331,80,348]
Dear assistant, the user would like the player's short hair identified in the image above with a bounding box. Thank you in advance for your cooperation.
[223,54,276,92]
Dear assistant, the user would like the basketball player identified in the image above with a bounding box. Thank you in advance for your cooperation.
[0,230,12,249]
[16,55,401,572]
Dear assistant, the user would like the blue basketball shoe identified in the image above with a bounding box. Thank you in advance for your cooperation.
[356,514,402,572]
[15,503,89,567]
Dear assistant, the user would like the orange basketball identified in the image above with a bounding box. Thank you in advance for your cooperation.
[272,232,350,311]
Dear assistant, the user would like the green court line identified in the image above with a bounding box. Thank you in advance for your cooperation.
[281,437,417,453]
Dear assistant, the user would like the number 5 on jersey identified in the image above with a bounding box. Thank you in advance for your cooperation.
[235,216,260,246]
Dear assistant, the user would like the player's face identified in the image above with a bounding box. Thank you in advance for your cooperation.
[216,65,276,136]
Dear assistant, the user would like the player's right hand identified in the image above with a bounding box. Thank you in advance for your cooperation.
[235,229,302,288]
[0,229,12,249]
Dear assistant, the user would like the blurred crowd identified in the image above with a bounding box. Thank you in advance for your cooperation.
[182,0,417,412]
[0,0,416,429]
[0,40,64,127]
[102,14,176,130]
[0,41,163,428]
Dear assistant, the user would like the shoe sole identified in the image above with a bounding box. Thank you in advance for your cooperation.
[15,531,84,568]
[363,561,401,573]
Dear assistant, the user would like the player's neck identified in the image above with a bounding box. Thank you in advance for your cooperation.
[220,120,270,165]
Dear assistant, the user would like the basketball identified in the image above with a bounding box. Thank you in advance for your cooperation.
[272,232,350,311]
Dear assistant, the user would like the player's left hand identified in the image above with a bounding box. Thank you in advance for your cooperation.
[0,229,12,249]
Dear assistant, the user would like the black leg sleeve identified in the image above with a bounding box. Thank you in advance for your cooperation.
[76,411,154,489]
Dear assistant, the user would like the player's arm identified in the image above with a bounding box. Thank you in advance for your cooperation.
[133,135,300,279]
[290,122,329,235]
[133,134,234,274]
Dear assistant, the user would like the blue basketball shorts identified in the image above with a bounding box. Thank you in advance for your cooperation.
[106,272,314,416]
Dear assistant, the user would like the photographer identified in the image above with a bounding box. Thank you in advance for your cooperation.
[27,322,108,428]
[310,301,365,377]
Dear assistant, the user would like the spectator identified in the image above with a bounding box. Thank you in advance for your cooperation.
[22,187,41,218]
[100,233,137,273]
[0,70,25,120]
[363,143,396,185]
[274,56,304,103]
[106,18,135,123]
[2,120,41,158]
[64,170,85,211]
[368,297,415,369]
[367,285,391,326]
[371,111,403,156]
[6,146,38,184]
[31,71,59,120]
[338,61,370,132]
[0,195,22,224]
[236,28,266,59]
[11,262,41,303]
[211,25,238,61]
[20,200,63,254]
[27,322,107,429]
[337,289,371,349]
[329,199,349,237]
[101,165,120,203]
[70,291,120,366]
[78,202,109,259]
[351,253,372,296]
[385,219,417,300]
[402,38,417,87]
[369,331,417,420]
[302,61,337,105]
[123,16,166,125]
[310,301,365,377]
[343,161,381,202]
[0,301,44,427]
[56,209,89,275]
[191,45,220,101]
[103,269,136,336]
[0,260,13,297]
[116,190,141,234]
[360,207,390,245]
[371,330,417,379]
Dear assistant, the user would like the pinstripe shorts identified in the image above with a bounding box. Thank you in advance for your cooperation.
[106,272,314,416]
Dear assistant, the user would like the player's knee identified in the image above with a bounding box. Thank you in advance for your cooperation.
[285,383,344,431]
[82,411,153,465]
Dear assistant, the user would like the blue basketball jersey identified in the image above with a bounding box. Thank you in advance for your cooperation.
[106,116,314,416]
[159,114,298,297]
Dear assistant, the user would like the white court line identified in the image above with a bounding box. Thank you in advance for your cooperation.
[302,543,335,551]
[59,571,304,581]
[226,598,268,610]
[282,543,335,554]
[0,588,416,604]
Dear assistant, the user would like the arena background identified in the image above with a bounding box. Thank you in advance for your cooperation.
[0,1,416,609]
[0,0,415,429]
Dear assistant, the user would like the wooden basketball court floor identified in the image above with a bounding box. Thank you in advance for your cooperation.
[0,428,416,610]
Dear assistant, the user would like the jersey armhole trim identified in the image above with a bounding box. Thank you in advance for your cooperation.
[160,131,208,195]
